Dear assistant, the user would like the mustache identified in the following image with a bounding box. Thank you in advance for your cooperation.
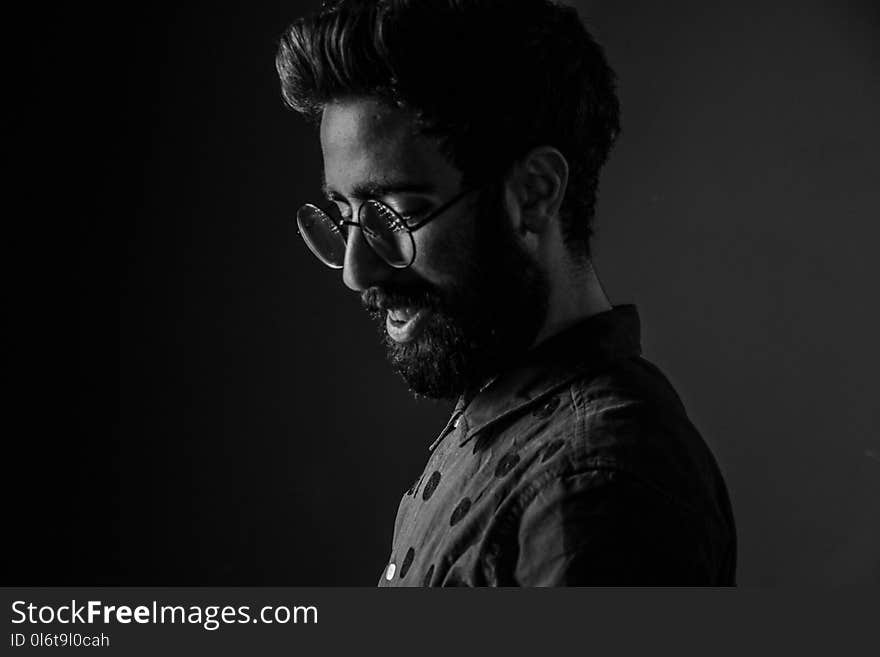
[361,284,443,314]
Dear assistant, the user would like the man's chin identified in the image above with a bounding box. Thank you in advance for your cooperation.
[390,358,468,400]
[382,322,475,400]
[385,345,458,401]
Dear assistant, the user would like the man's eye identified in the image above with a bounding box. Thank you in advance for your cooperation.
[397,207,429,223]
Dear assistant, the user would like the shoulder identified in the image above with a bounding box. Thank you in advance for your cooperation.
[481,358,736,584]
[562,355,731,517]
[478,355,728,508]
[478,353,735,549]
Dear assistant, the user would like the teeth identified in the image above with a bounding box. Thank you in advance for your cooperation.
[389,307,416,322]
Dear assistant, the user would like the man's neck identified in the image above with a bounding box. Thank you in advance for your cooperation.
[461,262,610,403]
[531,260,612,349]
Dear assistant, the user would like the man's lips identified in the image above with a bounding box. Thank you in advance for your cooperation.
[388,306,419,322]
[385,307,433,343]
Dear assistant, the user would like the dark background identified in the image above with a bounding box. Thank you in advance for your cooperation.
[10,0,879,585]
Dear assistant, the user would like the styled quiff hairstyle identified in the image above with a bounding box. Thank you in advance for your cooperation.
[276,0,621,257]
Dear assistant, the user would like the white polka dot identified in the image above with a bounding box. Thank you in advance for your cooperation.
[385,563,396,580]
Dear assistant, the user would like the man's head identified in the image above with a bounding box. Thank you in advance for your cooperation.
[277,0,620,399]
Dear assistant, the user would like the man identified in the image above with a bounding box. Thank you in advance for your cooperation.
[276,0,736,585]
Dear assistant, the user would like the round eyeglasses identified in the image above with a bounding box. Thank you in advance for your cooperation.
[295,187,476,269]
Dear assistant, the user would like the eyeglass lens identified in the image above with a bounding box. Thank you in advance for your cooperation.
[296,201,414,269]
[296,204,347,268]
[360,202,413,268]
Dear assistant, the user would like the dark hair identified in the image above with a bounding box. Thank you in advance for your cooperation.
[276,0,621,257]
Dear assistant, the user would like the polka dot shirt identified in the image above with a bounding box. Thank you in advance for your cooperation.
[378,305,737,587]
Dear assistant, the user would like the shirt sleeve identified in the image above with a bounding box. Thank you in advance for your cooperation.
[513,468,719,586]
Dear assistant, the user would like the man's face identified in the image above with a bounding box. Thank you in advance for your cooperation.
[320,98,548,399]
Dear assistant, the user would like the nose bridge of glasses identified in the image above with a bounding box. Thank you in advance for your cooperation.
[344,207,386,261]
[330,198,385,236]
[341,211,399,289]
[322,199,374,241]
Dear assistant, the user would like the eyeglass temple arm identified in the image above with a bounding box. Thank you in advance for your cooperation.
[406,187,477,232]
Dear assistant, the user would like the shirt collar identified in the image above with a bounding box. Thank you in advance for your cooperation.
[427,304,642,452]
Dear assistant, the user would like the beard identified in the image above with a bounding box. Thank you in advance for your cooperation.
[362,187,549,400]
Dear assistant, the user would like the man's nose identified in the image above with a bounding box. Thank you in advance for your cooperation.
[342,223,393,292]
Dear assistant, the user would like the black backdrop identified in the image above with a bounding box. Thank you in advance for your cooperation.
[10,0,879,585]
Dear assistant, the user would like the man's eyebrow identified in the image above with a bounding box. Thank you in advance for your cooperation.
[321,179,438,201]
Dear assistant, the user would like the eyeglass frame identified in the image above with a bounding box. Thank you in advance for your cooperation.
[296,185,479,270]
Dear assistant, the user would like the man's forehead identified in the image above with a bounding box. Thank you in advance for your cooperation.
[319,98,460,195]
[320,98,417,156]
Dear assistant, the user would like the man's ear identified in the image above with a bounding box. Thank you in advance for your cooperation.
[505,146,569,235]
